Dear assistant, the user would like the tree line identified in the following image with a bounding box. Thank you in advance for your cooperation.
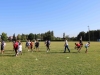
[77,30,100,41]
[0,30,100,41]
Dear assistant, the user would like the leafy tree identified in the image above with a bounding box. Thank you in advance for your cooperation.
[17,34,21,40]
[28,33,34,41]
[1,32,8,41]
[21,34,27,41]
[13,33,16,41]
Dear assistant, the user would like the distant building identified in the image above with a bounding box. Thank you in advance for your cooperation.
[8,36,13,41]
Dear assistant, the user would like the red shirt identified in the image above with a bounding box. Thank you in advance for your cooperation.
[76,43,80,47]
[30,42,33,47]
[14,42,18,49]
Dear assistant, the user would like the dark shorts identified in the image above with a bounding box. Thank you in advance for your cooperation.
[46,45,49,48]
[36,45,39,48]
[30,46,33,49]
[77,46,81,48]
[1,46,4,50]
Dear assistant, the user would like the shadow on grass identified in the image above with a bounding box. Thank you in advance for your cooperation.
[71,52,78,54]
[0,54,15,57]
[0,50,15,57]
[50,50,78,54]
[50,51,64,53]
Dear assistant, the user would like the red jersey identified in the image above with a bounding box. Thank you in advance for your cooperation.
[76,43,80,47]
[14,42,19,49]
[30,42,33,47]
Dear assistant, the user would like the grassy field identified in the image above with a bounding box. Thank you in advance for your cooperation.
[0,42,100,75]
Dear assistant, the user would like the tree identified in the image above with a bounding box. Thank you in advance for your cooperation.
[77,31,86,41]
[28,33,34,40]
[13,33,16,41]
[1,32,8,41]
[21,34,27,41]
[17,34,21,40]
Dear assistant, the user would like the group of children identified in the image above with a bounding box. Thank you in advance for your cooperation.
[0,37,90,56]
[25,39,51,52]
[13,40,22,56]
[74,36,90,53]
[74,41,90,53]
[25,40,39,52]
[64,36,90,53]
[12,39,50,56]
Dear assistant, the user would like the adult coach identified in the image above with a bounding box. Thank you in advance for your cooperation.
[64,38,70,53]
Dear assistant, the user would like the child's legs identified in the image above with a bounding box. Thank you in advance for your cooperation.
[15,48,18,55]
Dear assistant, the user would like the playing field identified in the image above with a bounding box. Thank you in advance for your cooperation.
[0,42,100,75]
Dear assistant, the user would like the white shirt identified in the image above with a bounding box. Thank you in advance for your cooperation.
[18,45,22,51]
[65,40,68,45]
[28,42,31,46]
[85,43,89,47]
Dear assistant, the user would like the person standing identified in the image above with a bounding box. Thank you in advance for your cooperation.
[14,40,19,56]
[25,40,28,48]
[30,40,34,52]
[35,40,39,52]
[18,43,22,55]
[27,40,31,51]
[34,40,36,49]
[64,38,70,53]
[85,42,90,53]
[1,40,5,54]
[46,40,50,52]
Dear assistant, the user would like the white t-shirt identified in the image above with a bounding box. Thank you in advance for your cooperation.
[65,40,68,45]
[28,42,31,46]
[18,45,22,51]
[85,43,89,47]
[4,43,6,46]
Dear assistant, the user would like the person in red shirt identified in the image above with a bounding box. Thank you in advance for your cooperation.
[75,43,81,52]
[14,40,19,56]
[30,40,34,52]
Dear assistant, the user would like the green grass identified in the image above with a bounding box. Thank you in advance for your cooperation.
[0,42,100,75]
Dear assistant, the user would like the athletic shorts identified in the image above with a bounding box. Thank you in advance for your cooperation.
[1,46,4,50]
[36,45,39,48]
[85,45,88,48]
[30,46,33,49]
[46,45,49,47]
[77,46,81,48]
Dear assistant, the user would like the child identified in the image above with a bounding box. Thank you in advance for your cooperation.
[35,40,39,52]
[30,41,34,52]
[1,41,5,54]
[25,40,28,48]
[34,40,36,49]
[46,40,50,52]
[18,43,22,55]
[14,40,19,56]
[85,42,90,53]
[27,40,31,51]
[75,43,81,52]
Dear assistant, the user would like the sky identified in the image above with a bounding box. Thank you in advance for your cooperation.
[0,0,100,37]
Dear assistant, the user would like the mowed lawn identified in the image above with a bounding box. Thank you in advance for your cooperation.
[0,42,100,75]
